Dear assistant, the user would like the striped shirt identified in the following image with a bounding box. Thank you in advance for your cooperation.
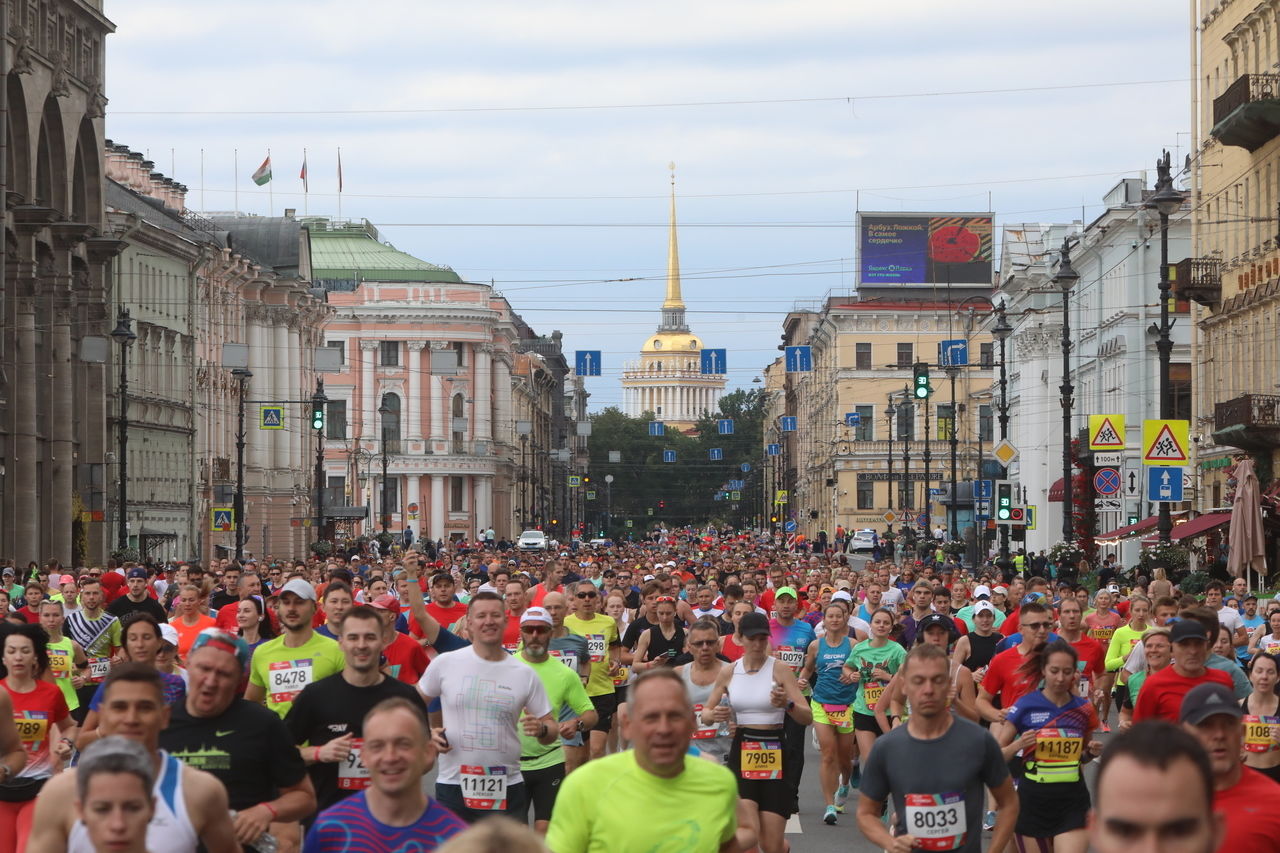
[302,792,465,852]
[63,610,120,659]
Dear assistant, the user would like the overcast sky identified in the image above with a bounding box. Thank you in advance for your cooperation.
[104,1,1189,409]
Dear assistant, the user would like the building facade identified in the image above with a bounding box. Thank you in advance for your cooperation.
[621,179,725,429]
[769,289,996,545]
[1193,0,1280,549]
[0,2,118,567]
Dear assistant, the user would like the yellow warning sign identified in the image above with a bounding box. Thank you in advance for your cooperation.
[1141,419,1189,465]
[1088,415,1125,450]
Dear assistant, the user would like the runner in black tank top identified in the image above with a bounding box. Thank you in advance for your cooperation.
[963,631,1000,671]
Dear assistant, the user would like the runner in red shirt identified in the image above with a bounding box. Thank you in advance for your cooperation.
[1055,596,1106,707]
[978,600,1054,723]
[1133,620,1234,723]
[414,572,466,637]
[367,595,429,685]
[1179,681,1280,852]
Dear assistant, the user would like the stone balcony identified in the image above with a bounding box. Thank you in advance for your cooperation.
[1214,393,1280,450]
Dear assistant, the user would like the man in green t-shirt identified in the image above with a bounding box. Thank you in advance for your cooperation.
[545,668,738,852]
[246,578,344,718]
[516,606,597,833]
[563,580,621,761]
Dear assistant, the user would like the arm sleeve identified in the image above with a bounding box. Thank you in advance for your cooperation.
[432,628,470,653]
[565,673,594,716]
[525,672,552,718]
[283,692,311,744]
[1131,677,1154,722]
[419,657,443,697]
[249,653,267,689]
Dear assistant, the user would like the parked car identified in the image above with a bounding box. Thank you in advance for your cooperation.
[516,530,548,551]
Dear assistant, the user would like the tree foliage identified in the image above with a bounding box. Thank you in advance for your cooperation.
[585,389,769,536]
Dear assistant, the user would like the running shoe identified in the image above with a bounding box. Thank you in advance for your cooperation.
[983,810,996,831]
[834,783,850,812]
[1099,721,1111,733]
[824,805,838,825]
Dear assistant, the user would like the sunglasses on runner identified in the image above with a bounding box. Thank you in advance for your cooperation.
[655,596,677,604]
[689,639,717,648]
[1023,621,1052,630]
[576,591,598,599]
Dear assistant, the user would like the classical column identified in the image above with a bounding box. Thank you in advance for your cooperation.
[12,298,37,564]
[407,341,425,440]
[248,312,268,469]
[475,345,492,442]
[360,340,378,441]
[429,374,445,443]
[475,476,491,535]
[273,318,289,469]
[287,323,301,468]
[430,474,445,541]
[494,355,512,444]
[49,304,74,565]
[406,474,420,534]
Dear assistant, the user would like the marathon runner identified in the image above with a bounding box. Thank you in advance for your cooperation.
[1241,651,1280,781]
[563,579,621,761]
[676,618,731,765]
[245,579,345,719]
[29,663,239,852]
[856,643,1018,853]
[800,602,858,824]
[64,578,122,711]
[417,590,556,823]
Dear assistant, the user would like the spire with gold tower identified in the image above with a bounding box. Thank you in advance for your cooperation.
[621,165,726,430]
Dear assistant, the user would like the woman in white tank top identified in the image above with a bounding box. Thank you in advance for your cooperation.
[701,612,812,853]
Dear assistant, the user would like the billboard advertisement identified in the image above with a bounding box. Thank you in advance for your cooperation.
[859,213,993,286]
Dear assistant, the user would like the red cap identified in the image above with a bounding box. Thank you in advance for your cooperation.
[369,593,401,615]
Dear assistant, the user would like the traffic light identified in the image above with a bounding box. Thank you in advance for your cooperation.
[658,500,666,509]
[770,514,779,523]
[912,362,930,399]
[582,476,591,485]
[310,400,325,431]
[995,480,1013,521]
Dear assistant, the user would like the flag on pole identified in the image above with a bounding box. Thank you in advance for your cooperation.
[251,155,272,186]
[337,148,343,193]
[299,151,308,191]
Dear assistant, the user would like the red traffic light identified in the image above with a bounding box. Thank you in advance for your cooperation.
[1009,507,1025,523]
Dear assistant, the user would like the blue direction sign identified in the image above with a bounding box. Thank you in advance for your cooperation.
[939,339,969,367]
[662,450,677,463]
[1147,466,1184,502]
[1094,468,1121,496]
[729,479,744,490]
[974,479,992,500]
[844,412,862,427]
[740,463,752,473]
[717,419,735,435]
[784,520,798,533]
[779,416,798,432]
[700,348,727,374]
[784,346,813,373]
[709,448,723,461]
[648,421,666,436]
[574,350,602,376]
[766,443,781,456]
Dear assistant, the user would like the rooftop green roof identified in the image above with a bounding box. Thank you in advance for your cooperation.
[306,219,462,285]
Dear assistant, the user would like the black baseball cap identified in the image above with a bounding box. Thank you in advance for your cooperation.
[918,613,956,636]
[739,612,770,638]
[1171,620,1209,644]
[1180,682,1243,725]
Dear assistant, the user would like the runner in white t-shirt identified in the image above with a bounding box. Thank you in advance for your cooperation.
[418,590,555,824]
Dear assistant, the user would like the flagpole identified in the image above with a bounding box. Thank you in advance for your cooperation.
[234,148,239,212]
[200,148,205,211]
[337,146,343,221]
[302,147,308,216]
[267,147,273,217]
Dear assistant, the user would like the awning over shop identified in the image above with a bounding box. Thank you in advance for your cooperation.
[1097,515,1159,542]
[1171,511,1232,541]
[1049,477,1065,502]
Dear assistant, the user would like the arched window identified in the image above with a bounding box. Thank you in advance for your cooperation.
[452,394,465,418]
[380,392,401,451]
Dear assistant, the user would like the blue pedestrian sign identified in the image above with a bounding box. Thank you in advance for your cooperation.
[939,339,969,367]
[648,421,666,436]
[700,348,727,375]
[740,463,752,473]
[779,416,798,432]
[709,448,723,461]
[784,520,798,533]
[974,479,992,500]
[844,412,861,427]
[574,350,602,376]
[259,406,284,430]
[210,508,234,532]
[784,346,813,373]
[729,479,745,490]
[717,419,735,435]
[662,450,677,463]
[766,443,781,456]
[1147,466,1184,502]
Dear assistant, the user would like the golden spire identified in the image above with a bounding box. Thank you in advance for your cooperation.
[663,161,684,310]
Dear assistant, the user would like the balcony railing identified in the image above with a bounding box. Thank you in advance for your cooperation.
[1170,258,1222,306]
[1211,73,1280,151]
[1214,393,1280,449]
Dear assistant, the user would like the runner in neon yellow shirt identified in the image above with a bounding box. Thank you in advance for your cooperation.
[246,578,344,718]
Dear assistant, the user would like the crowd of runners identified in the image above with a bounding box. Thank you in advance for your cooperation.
[0,529,1272,851]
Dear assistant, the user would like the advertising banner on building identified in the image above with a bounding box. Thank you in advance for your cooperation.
[858,212,993,286]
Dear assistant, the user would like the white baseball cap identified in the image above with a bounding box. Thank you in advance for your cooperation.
[520,606,553,627]
[974,601,996,616]
[973,585,992,600]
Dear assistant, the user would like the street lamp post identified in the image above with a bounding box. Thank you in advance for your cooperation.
[945,364,961,541]
[1147,150,1184,545]
[379,400,392,535]
[311,380,328,538]
[110,309,136,553]
[992,302,1014,563]
[886,394,897,524]
[1055,239,1080,543]
[604,473,614,535]
[230,367,252,561]
[900,385,912,512]
[516,420,532,530]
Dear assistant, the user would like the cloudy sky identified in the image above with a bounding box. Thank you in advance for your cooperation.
[104,1,1189,409]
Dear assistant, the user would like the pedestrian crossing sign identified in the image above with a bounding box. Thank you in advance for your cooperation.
[1088,414,1125,450]
[1142,419,1189,465]
[259,406,284,429]
[210,507,234,532]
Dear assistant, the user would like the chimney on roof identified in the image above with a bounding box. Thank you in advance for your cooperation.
[103,143,187,214]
